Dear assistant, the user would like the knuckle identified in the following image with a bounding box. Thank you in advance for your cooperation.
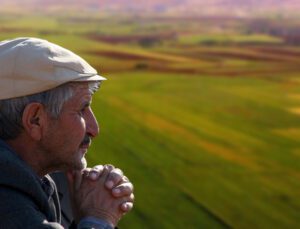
[130,193,135,202]
[112,184,131,196]
[121,201,134,212]
[122,175,129,182]
[104,164,115,171]
[111,168,123,177]
[89,170,100,178]
[82,168,91,173]
[93,165,104,171]
[108,169,123,183]
[121,182,133,192]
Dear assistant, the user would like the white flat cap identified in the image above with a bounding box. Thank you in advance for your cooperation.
[0,37,106,100]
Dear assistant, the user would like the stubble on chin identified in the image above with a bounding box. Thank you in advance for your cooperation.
[72,156,87,171]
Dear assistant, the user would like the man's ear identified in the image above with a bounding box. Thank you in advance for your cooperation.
[22,103,47,141]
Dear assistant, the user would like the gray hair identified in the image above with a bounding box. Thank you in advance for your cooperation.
[0,81,100,140]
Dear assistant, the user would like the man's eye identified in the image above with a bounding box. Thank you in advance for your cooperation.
[79,104,91,115]
[79,108,86,114]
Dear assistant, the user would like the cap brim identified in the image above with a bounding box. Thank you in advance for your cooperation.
[73,74,107,82]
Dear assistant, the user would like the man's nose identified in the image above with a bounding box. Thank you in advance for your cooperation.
[85,108,99,138]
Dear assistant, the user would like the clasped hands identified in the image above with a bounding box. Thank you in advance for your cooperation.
[67,164,134,227]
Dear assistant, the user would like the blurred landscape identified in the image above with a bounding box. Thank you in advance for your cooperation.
[0,0,300,228]
[1,0,300,16]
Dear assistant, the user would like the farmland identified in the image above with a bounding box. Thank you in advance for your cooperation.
[1,13,300,228]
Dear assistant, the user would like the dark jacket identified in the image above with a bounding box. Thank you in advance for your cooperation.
[0,140,63,229]
[50,172,74,228]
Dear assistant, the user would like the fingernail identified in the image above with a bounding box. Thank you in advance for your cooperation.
[106,181,114,189]
[89,172,97,180]
[113,188,120,194]
[122,203,128,210]
[122,202,132,211]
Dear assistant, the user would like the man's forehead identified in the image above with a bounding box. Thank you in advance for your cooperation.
[74,89,93,100]
[64,83,93,104]
[63,95,91,111]
[72,82,93,95]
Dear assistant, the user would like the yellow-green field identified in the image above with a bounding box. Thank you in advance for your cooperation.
[1,13,300,228]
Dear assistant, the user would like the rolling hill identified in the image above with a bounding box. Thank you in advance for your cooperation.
[0,0,300,16]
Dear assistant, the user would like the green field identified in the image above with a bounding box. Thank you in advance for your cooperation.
[1,13,300,228]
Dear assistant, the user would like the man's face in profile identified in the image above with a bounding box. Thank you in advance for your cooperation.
[38,83,99,171]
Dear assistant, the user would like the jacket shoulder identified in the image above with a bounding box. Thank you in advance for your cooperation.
[0,186,63,228]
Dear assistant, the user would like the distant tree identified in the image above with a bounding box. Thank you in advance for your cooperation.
[138,37,160,47]
[135,62,148,70]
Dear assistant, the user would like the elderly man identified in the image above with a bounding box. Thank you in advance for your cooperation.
[0,37,134,228]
